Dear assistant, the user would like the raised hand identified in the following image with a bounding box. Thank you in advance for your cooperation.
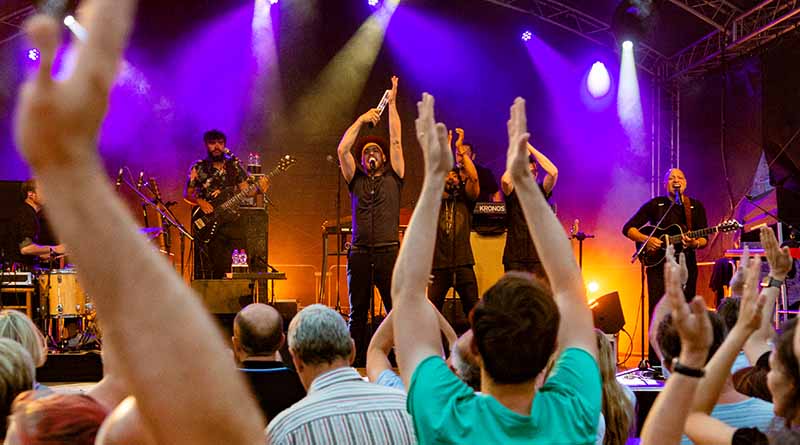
[455,128,465,147]
[358,108,381,127]
[414,93,452,177]
[15,0,138,171]
[665,245,688,287]
[761,226,792,280]
[505,97,532,181]
[736,254,765,333]
[729,246,750,297]
[664,253,712,358]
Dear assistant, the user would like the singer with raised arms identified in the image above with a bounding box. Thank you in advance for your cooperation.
[622,167,708,365]
[337,75,404,366]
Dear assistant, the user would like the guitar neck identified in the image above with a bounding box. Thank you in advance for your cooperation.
[668,225,719,244]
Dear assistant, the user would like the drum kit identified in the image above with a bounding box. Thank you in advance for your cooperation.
[36,267,100,351]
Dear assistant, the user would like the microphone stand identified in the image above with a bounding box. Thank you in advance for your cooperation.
[570,228,595,270]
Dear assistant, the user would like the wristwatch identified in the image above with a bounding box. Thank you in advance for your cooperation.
[672,359,705,378]
[761,276,784,289]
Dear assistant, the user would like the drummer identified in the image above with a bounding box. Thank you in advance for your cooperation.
[12,180,65,270]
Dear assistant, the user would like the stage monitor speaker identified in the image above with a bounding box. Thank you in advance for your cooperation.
[191,279,253,314]
[241,207,268,272]
[590,291,625,334]
[273,299,298,331]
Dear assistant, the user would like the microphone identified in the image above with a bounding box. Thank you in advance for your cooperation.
[115,168,124,190]
[673,185,681,206]
[136,171,145,191]
[368,89,392,128]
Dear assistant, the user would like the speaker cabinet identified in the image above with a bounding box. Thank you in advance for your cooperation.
[590,291,626,334]
[241,208,268,272]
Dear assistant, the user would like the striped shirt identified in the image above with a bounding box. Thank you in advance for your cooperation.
[267,367,417,445]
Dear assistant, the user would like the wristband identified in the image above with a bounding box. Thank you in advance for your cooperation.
[672,359,705,378]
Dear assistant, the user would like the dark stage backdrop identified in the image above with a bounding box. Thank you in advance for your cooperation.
[0,0,795,364]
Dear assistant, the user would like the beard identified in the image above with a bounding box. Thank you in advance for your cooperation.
[208,152,225,162]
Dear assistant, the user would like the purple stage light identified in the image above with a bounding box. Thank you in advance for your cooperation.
[269,0,278,3]
[521,30,532,42]
[368,0,380,7]
[622,40,633,50]
[27,48,40,61]
[587,62,611,98]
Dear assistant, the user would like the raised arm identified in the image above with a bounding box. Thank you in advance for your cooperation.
[640,255,712,445]
[457,144,479,200]
[388,76,404,179]
[684,254,764,445]
[14,4,263,445]
[392,93,453,388]
[648,247,689,362]
[744,226,793,362]
[505,98,596,357]
[527,143,558,194]
[337,109,379,183]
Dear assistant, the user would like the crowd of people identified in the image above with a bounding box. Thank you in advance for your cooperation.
[1,1,799,444]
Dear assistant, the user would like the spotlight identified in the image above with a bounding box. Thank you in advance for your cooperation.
[63,15,88,41]
[63,15,75,26]
[587,61,611,98]
[27,48,40,61]
[587,281,600,293]
[622,40,633,50]
[269,0,278,3]
[368,0,380,6]
[521,30,532,42]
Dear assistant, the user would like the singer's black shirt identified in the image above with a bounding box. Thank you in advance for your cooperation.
[348,167,403,247]
[433,183,476,269]
[502,184,552,266]
[187,155,249,203]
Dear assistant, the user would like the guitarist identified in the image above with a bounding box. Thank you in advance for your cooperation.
[622,167,707,364]
[185,129,269,279]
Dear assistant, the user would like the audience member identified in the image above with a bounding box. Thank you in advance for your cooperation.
[0,338,34,440]
[391,95,600,443]
[233,303,305,423]
[448,329,481,391]
[13,1,267,443]
[0,310,49,391]
[594,330,634,445]
[4,392,108,445]
[267,304,416,444]
[87,340,130,412]
[95,396,157,445]
[366,308,457,391]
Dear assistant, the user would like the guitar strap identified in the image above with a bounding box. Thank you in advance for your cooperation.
[682,195,693,231]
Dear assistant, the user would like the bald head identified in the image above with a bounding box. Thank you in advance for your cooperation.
[233,304,284,358]
[96,397,157,445]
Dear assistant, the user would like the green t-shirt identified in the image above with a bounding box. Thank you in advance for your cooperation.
[407,348,601,444]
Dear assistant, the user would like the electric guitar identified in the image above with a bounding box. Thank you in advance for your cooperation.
[192,155,296,243]
[635,219,742,267]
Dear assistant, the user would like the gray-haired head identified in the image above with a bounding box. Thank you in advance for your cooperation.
[0,338,35,435]
[288,304,352,365]
[451,331,481,391]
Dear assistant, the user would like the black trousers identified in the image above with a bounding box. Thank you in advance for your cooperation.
[428,266,479,318]
[645,257,698,365]
[194,219,246,279]
[347,245,398,367]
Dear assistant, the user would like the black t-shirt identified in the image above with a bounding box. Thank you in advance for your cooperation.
[348,168,403,247]
[475,163,499,202]
[240,359,306,423]
[11,203,57,266]
[433,184,476,269]
[502,184,552,265]
[621,196,709,265]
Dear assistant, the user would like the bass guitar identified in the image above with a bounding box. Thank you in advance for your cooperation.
[192,155,296,243]
[635,219,742,267]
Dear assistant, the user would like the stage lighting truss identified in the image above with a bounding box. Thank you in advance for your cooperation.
[0,5,36,46]
[668,0,800,81]
[666,0,742,31]
[481,0,667,75]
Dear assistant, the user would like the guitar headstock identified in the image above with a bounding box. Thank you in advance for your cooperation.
[718,219,743,233]
[148,177,162,200]
[275,155,297,172]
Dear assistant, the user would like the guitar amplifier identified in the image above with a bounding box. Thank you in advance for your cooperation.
[241,207,268,272]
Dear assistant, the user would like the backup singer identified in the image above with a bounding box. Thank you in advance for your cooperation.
[336,76,404,366]
[184,130,268,279]
[501,142,559,282]
[428,143,480,321]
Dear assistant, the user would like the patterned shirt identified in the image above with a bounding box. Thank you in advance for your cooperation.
[186,155,249,203]
[267,367,417,445]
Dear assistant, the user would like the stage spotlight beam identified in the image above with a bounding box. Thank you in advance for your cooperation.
[63,15,88,42]
[587,61,610,98]
[617,37,645,156]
